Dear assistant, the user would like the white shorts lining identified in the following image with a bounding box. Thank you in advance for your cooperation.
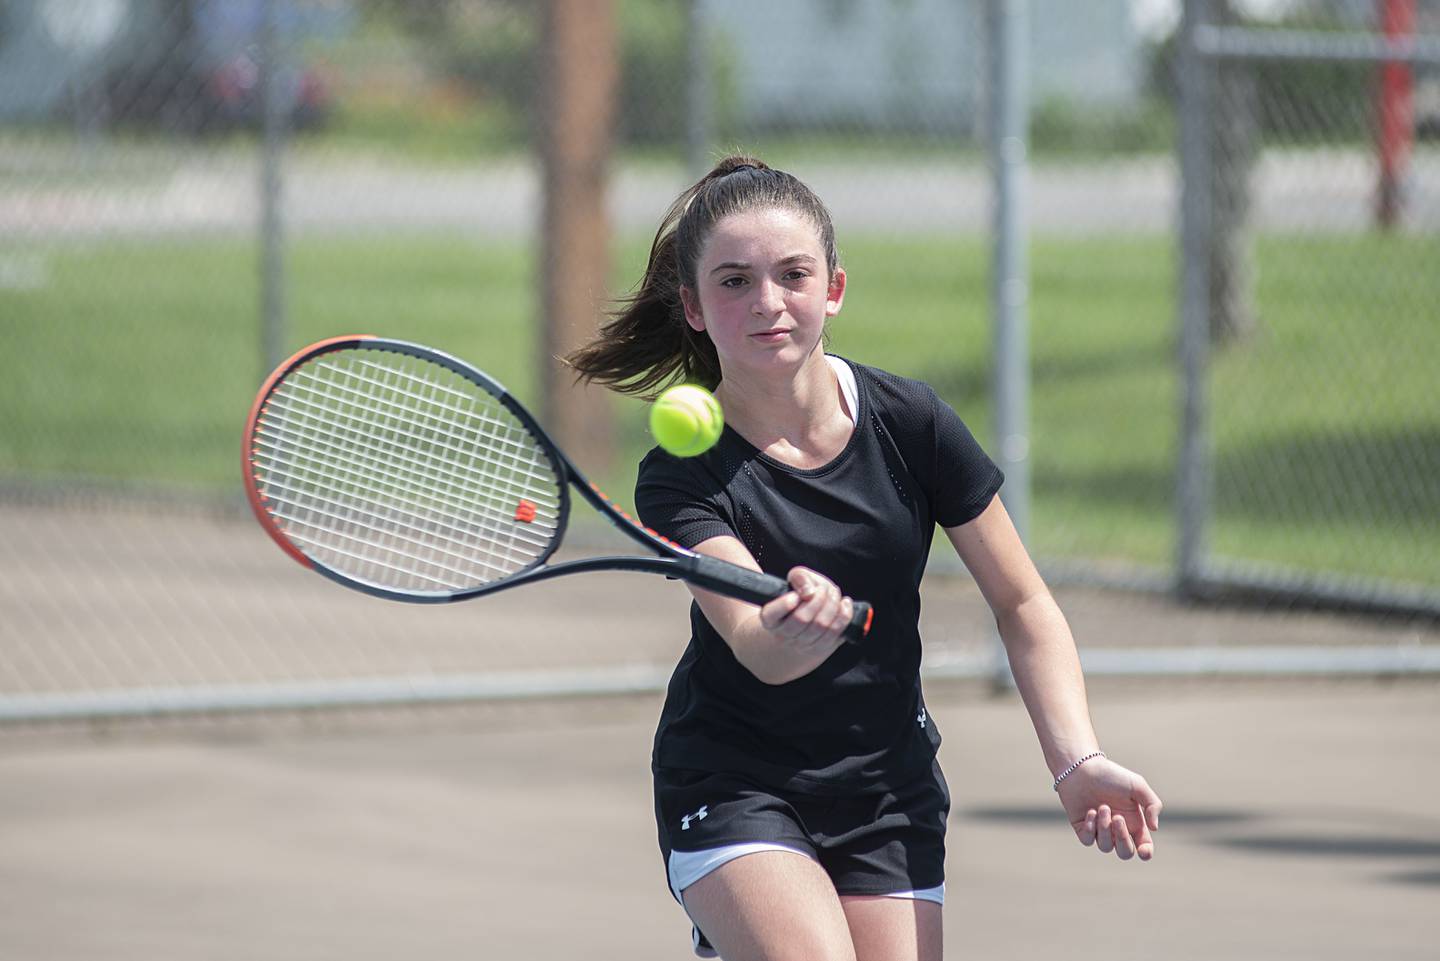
[668,842,812,903]
[668,843,945,957]
[865,883,945,904]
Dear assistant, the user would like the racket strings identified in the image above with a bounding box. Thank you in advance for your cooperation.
[265,364,559,493]
[340,356,554,467]
[251,443,550,581]
[251,349,563,592]
[266,355,556,589]
[254,392,558,534]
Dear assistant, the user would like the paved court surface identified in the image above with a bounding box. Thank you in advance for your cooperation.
[2,676,1437,960]
[2,505,1438,958]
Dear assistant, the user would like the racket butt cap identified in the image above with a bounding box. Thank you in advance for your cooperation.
[844,602,874,644]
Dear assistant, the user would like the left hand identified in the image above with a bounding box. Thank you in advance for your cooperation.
[1056,757,1163,861]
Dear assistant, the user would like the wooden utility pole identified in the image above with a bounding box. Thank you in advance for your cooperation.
[538,0,617,473]
[1209,0,1258,344]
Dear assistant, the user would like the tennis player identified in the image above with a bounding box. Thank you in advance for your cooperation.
[567,157,1163,961]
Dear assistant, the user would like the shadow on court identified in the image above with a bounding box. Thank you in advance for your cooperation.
[0,678,1437,960]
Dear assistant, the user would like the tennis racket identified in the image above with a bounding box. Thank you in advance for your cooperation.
[243,336,874,643]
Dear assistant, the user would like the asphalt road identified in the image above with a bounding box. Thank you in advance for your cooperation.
[4,147,1438,239]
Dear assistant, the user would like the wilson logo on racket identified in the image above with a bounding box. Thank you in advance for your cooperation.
[242,336,872,643]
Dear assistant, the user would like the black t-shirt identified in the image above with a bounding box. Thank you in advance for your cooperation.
[635,357,1004,796]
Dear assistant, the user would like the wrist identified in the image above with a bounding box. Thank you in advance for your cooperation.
[1045,739,1103,780]
[1051,750,1106,791]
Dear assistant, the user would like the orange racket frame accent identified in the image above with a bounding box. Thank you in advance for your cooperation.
[242,334,378,572]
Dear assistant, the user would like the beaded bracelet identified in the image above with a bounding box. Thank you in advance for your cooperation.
[1052,751,1106,791]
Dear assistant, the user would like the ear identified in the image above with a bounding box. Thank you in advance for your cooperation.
[679,285,705,332]
[825,266,847,318]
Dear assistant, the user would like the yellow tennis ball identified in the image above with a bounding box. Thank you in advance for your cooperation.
[650,384,724,457]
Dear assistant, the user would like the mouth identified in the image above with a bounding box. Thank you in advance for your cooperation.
[749,328,792,344]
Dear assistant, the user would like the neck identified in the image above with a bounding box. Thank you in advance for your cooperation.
[715,350,844,457]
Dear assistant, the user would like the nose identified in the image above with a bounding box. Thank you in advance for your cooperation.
[751,276,784,317]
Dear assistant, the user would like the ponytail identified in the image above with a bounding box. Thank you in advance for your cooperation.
[565,155,836,399]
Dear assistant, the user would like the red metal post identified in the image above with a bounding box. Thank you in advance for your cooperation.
[1376,0,1416,229]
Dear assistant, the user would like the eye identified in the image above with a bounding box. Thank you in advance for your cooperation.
[783,268,810,282]
[719,275,747,289]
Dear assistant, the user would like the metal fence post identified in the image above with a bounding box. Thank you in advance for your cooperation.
[987,0,1030,689]
[990,0,1031,547]
[259,0,287,379]
[1177,0,1216,598]
[686,0,712,177]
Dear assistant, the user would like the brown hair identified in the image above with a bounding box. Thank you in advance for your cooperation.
[565,155,838,398]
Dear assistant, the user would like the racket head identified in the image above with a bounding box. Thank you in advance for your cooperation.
[243,336,571,602]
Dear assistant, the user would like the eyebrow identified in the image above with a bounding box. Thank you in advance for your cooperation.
[708,253,818,276]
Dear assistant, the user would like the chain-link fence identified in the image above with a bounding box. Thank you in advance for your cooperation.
[2,0,1438,723]
[1176,0,1440,617]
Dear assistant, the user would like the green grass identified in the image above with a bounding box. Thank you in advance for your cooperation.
[1206,234,1440,583]
[0,235,537,488]
[2,231,1436,587]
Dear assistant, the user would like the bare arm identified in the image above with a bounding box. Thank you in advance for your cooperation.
[683,535,856,686]
[945,497,1099,773]
[946,495,1163,860]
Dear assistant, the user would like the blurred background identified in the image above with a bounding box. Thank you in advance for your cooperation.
[2,4,1439,960]
[1,0,1437,718]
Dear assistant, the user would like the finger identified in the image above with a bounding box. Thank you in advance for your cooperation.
[789,585,841,646]
[1127,775,1162,831]
[1111,815,1136,861]
[787,566,821,599]
[773,569,819,638]
[781,591,822,642]
[793,608,841,648]
[808,589,846,643]
[758,591,801,632]
[1073,808,1098,847]
[1129,807,1156,861]
[1094,805,1114,854]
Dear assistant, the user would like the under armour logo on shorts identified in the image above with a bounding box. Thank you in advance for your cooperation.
[681,805,709,831]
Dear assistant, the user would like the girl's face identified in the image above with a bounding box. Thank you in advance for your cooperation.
[680,206,845,381]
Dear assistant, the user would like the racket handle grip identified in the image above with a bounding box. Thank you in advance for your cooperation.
[686,555,874,644]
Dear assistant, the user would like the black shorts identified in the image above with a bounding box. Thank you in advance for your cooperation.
[655,760,951,956]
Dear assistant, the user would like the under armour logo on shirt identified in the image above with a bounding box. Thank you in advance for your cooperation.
[681,805,709,831]
[917,708,927,728]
